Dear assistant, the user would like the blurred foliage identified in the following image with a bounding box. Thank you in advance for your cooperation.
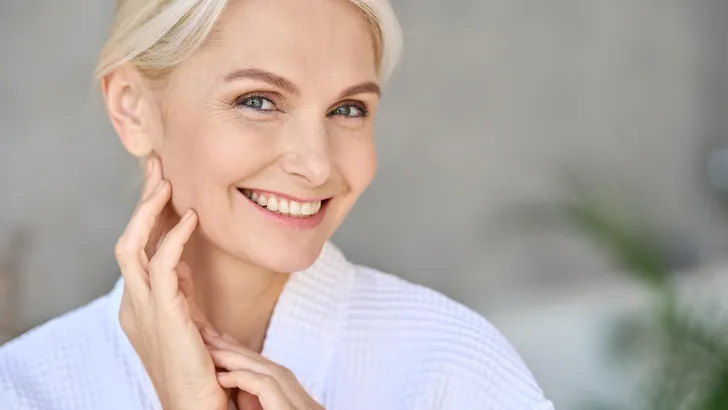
[550,173,728,410]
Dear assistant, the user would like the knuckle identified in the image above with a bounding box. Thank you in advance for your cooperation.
[273,364,293,379]
[137,194,161,219]
[149,255,165,273]
[118,309,134,334]
[139,190,160,208]
[259,374,277,390]
[134,204,156,225]
[114,238,126,255]
[114,239,133,263]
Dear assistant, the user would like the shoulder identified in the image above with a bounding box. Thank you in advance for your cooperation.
[0,294,122,409]
[339,265,552,409]
[346,265,524,363]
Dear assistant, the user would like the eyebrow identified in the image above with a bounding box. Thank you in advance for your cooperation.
[224,68,299,94]
[338,82,381,100]
[223,67,381,100]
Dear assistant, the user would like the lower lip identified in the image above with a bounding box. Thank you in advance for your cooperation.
[238,190,329,229]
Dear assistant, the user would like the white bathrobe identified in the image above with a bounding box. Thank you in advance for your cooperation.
[0,242,553,410]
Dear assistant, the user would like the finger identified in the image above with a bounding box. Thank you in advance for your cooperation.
[149,217,169,259]
[176,260,207,329]
[182,275,217,334]
[115,180,171,298]
[208,349,271,376]
[217,370,293,410]
[125,180,171,259]
[201,331,234,349]
[236,390,264,410]
[202,331,243,350]
[200,325,222,340]
[176,260,195,300]
[149,209,198,304]
[140,158,168,263]
[145,203,178,263]
[202,332,265,361]
[141,157,163,199]
[209,348,300,405]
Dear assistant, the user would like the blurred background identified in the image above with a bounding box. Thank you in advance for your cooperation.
[3,1,728,409]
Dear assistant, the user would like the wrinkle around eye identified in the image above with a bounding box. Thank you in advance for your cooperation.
[204,94,274,126]
[208,107,244,127]
[203,96,243,126]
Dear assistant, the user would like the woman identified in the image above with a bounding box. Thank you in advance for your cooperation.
[0,0,553,409]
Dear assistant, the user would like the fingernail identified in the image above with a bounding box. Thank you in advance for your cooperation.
[154,180,166,193]
[221,332,236,342]
[145,158,152,177]
[205,337,223,348]
[202,326,219,338]
[182,209,194,222]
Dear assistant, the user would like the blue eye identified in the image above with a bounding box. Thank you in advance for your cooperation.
[329,104,367,118]
[236,95,276,111]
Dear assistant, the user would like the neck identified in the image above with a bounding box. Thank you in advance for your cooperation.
[182,231,290,353]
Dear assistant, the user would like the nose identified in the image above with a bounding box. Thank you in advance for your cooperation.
[279,118,333,187]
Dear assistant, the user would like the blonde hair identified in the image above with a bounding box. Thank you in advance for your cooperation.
[95,0,403,82]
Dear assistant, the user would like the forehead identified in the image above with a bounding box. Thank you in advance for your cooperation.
[193,0,379,87]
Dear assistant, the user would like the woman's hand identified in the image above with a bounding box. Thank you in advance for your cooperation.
[115,157,229,410]
[202,330,325,410]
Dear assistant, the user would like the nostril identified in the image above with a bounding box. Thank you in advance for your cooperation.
[279,152,332,186]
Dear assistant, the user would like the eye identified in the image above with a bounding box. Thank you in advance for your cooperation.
[328,103,368,118]
[235,94,276,112]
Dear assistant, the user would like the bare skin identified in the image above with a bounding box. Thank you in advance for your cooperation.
[115,157,325,409]
[104,0,380,408]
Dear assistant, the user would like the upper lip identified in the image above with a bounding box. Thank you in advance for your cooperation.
[238,187,332,203]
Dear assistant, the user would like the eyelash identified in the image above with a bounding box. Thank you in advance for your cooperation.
[234,93,277,113]
[233,93,369,118]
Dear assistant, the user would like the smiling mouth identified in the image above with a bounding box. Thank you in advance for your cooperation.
[238,188,328,218]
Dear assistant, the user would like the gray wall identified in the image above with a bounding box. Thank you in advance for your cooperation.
[346,0,728,303]
[2,1,727,406]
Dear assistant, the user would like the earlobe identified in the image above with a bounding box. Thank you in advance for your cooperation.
[101,67,155,157]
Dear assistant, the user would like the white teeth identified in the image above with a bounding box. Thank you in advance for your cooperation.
[278,199,289,215]
[289,201,301,216]
[240,189,323,217]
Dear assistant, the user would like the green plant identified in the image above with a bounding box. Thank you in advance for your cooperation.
[548,174,728,410]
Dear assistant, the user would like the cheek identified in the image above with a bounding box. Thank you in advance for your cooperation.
[159,113,280,211]
[338,137,377,195]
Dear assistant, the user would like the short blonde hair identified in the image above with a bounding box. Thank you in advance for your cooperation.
[95,0,403,82]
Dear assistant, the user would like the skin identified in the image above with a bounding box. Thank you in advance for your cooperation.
[101,0,381,408]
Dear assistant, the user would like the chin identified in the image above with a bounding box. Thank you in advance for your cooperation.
[239,238,327,274]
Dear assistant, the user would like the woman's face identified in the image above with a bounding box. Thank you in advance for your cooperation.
[149,0,380,272]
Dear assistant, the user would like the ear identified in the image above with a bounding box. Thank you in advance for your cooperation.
[101,65,159,157]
